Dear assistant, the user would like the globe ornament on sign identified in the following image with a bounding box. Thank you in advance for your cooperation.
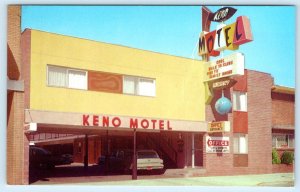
[215,92,232,115]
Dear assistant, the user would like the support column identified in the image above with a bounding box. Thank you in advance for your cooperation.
[7,6,29,184]
[84,134,88,170]
[192,133,195,168]
[104,131,109,175]
[132,128,137,180]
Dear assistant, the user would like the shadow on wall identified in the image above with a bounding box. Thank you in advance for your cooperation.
[7,44,20,80]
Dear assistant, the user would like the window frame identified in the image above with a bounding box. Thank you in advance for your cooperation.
[47,65,68,88]
[67,68,88,90]
[232,91,247,112]
[122,75,139,95]
[233,133,248,154]
[47,65,88,90]
[122,75,156,97]
[272,133,294,149]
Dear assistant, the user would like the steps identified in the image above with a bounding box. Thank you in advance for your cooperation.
[164,167,207,177]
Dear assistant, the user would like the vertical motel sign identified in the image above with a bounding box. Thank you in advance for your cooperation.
[200,6,253,104]
[199,6,253,59]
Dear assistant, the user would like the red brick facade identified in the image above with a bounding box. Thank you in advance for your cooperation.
[247,70,273,174]
[272,92,295,126]
[205,70,274,176]
[271,88,294,173]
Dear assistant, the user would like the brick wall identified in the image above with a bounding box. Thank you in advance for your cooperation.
[247,70,273,174]
[272,92,294,126]
[7,6,21,80]
[205,70,273,175]
[7,6,29,184]
[21,29,31,109]
[272,148,294,173]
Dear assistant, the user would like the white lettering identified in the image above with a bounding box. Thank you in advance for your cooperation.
[214,8,229,21]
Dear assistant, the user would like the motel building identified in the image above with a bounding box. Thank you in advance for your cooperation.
[7,6,294,185]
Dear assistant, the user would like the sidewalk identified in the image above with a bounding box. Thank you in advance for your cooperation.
[50,173,294,187]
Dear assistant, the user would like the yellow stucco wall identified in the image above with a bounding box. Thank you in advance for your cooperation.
[29,29,205,121]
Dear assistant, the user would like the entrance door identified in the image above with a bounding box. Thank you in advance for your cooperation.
[194,134,203,167]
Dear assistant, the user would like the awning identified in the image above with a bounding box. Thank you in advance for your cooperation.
[25,109,207,134]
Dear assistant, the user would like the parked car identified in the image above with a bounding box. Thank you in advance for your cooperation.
[98,149,132,172]
[98,149,164,174]
[29,146,73,169]
[60,153,74,165]
[134,149,164,172]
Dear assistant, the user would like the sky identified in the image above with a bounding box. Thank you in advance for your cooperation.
[21,5,296,87]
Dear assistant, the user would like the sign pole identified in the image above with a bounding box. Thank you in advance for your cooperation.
[132,128,137,180]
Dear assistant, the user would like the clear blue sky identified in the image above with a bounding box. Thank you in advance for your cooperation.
[21,5,295,87]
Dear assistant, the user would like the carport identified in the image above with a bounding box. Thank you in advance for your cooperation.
[25,109,207,181]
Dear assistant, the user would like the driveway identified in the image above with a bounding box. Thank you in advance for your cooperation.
[30,163,294,187]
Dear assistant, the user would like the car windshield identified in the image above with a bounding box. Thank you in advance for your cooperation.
[137,151,159,159]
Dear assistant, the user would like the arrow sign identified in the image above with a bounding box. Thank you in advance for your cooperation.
[209,78,237,90]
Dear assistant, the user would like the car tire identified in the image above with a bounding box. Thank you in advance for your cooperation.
[157,169,165,175]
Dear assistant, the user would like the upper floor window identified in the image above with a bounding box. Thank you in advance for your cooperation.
[123,76,156,97]
[233,91,247,111]
[47,65,87,90]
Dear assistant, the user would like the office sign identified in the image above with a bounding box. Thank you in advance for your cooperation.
[208,121,230,132]
[204,52,244,81]
[206,136,230,153]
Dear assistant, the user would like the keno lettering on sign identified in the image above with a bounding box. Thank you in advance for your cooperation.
[208,7,237,22]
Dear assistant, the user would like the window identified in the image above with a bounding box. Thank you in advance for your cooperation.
[138,78,156,96]
[123,76,137,95]
[233,134,248,154]
[123,76,156,97]
[48,66,67,87]
[272,134,294,148]
[47,65,87,90]
[233,91,247,111]
[68,69,87,89]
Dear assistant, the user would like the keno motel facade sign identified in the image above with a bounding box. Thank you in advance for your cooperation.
[82,114,173,130]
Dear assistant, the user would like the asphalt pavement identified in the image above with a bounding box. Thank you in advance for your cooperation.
[31,163,294,187]
[66,173,294,187]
